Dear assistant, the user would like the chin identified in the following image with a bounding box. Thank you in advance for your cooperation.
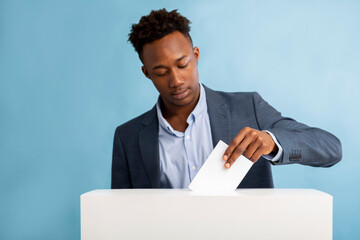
[172,91,196,106]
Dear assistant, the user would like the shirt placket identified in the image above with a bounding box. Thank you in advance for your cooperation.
[184,116,197,181]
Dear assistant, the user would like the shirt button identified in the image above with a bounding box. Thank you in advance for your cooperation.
[191,166,196,170]
[185,135,190,140]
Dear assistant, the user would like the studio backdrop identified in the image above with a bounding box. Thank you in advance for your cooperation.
[0,0,359,239]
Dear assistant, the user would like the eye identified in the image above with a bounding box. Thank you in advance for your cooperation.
[178,62,189,69]
[155,71,167,76]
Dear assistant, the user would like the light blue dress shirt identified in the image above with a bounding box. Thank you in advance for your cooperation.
[156,83,282,188]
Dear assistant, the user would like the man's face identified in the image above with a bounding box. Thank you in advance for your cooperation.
[141,31,200,109]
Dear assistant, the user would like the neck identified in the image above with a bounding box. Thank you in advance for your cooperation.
[161,101,194,119]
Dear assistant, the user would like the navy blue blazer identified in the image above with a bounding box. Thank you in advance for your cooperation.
[112,85,342,189]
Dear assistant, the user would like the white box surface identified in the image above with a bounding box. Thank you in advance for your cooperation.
[81,189,332,240]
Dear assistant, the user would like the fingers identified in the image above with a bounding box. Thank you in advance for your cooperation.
[224,134,253,168]
[224,127,257,168]
[243,143,258,161]
[251,147,264,162]
[223,127,250,162]
[223,128,276,168]
[243,137,263,162]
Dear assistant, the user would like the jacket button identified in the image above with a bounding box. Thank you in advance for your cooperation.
[289,150,302,161]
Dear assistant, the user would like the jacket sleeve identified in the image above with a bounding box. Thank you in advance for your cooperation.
[111,127,133,188]
[252,92,342,167]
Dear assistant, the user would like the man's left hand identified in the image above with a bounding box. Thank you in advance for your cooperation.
[222,127,278,168]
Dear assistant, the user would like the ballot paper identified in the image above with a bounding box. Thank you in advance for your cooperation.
[188,140,253,193]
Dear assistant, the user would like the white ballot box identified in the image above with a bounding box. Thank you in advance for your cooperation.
[81,189,332,240]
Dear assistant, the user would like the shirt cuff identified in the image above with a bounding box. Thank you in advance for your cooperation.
[262,130,283,163]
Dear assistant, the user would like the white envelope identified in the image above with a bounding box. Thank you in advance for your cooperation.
[188,140,253,193]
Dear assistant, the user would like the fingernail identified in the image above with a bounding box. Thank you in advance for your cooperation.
[223,155,227,160]
[225,163,230,168]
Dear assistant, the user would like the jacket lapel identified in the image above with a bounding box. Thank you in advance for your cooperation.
[204,85,232,146]
[139,106,160,188]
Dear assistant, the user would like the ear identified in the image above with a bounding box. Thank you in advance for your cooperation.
[141,66,151,80]
[193,46,200,62]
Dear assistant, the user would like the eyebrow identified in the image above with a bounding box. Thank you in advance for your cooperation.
[152,55,188,70]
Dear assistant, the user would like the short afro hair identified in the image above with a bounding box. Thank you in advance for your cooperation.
[128,8,192,58]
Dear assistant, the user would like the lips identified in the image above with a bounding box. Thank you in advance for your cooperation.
[171,89,190,100]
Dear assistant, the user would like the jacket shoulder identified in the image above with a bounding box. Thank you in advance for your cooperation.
[204,85,257,105]
[115,106,157,137]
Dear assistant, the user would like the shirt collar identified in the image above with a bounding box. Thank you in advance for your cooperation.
[156,83,208,136]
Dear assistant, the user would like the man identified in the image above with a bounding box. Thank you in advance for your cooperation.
[112,9,342,189]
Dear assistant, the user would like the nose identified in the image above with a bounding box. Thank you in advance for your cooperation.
[168,69,184,88]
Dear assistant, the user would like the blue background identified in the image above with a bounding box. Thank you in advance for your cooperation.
[1,0,359,239]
